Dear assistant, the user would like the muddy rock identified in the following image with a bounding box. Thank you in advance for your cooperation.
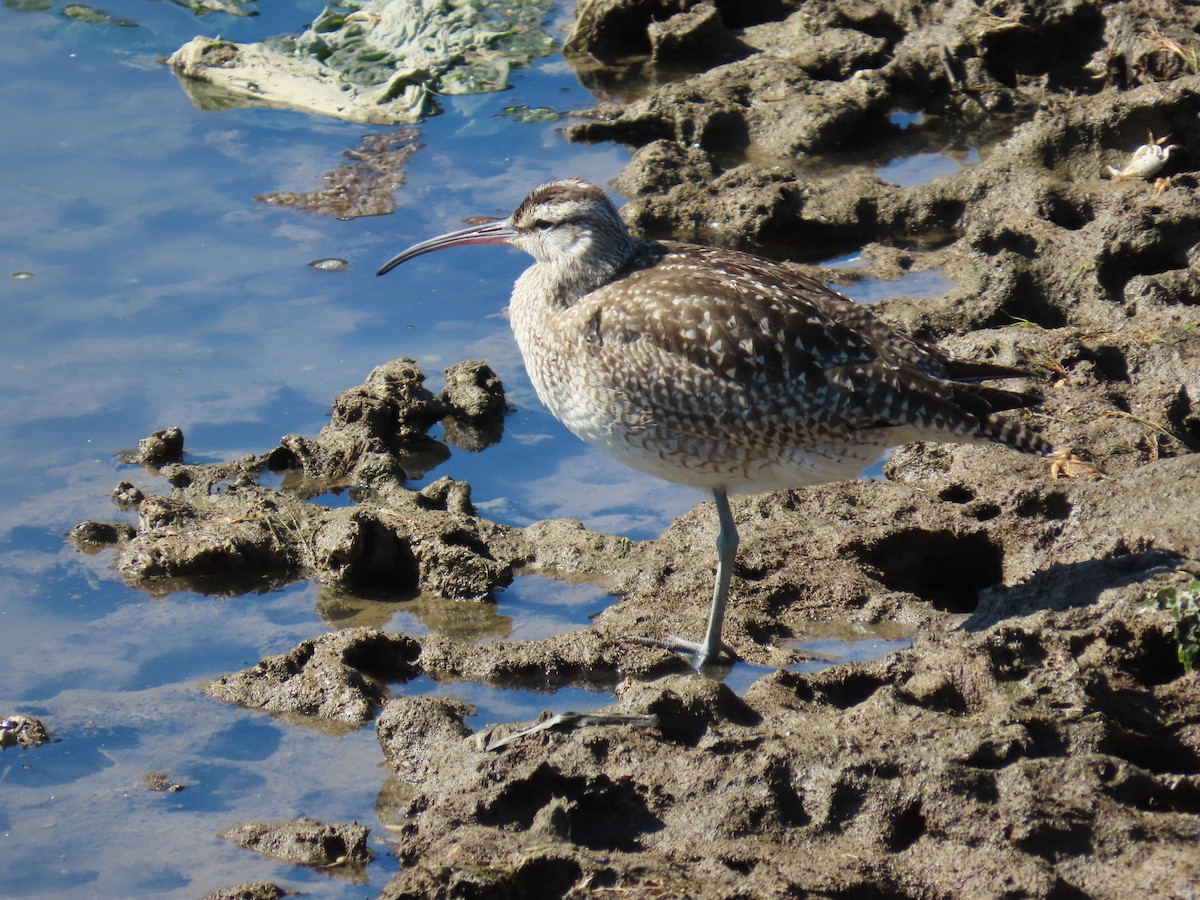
[0,715,53,750]
[415,475,475,517]
[410,629,684,689]
[77,358,553,600]
[200,883,289,897]
[647,3,747,66]
[440,360,506,421]
[141,771,186,793]
[130,425,184,466]
[68,520,136,548]
[376,695,475,783]
[275,358,451,483]
[439,359,508,451]
[118,486,305,593]
[220,817,371,871]
[204,888,290,900]
[256,129,422,219]
[205,627,419,726]
[200,882,290,900]
[111,480,144,509]
[100,457,525,600]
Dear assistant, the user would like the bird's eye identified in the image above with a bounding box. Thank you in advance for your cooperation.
[531,219,553,231]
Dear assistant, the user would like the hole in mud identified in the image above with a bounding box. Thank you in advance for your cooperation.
[789,621,915,683]
[699,109,749,152]
[980,2,1103,88]
[1096,240,1196,303]
[885,801,926,851]
[967,502,1001,522]
[820,247,954,304]
[441,528,493,557]
[478,763,662,851]
[348,522,420,594]
[509,856,583,896]
[1103,767,1200,817]
[408,678,614,728]
[1014,490,1071,520]
[1097,726,1200,776]
[1039,191,1094,231]
[377,577,614,647]
[1166,386,1200,449]
[849,529,1004,613]
[1106,392,1131,413]
[1124,622,1187,686]
[1013,818,1095,859]
[889,110,924,130]
[1092,345,1130,382]
[795,669,890,709]
[490,576,614,643]
[937,484,974,504]
[765,759,810,827]
[990,269,1067,329]
[975,226,1039,258]
[825,779,866,831]
[1046,877,1094,900]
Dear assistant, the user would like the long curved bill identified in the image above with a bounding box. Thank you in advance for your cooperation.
[376,219,518,276]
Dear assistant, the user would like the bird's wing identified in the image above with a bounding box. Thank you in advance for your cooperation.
[592,244,881,389]
[572,243,1040,449]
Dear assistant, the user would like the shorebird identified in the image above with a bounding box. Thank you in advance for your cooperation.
[378,178,1053,668]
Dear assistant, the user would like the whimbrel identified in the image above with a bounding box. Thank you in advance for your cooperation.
[378,178,1052,668]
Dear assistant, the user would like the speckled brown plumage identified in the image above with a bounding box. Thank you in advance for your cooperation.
[379,177,1053,667]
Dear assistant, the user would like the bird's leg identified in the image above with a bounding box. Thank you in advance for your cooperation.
[697,488,738,666]
[626,489,738,670]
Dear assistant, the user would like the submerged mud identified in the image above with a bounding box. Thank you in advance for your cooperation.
[220,817,373,874]
[75,0,1200,896]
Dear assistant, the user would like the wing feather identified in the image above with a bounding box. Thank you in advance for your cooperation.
[563,241,1046,453]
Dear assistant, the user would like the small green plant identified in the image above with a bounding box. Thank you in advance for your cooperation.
[1142,580,1200,672]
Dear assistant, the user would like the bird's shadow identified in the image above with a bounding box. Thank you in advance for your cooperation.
[959,548,1186,633]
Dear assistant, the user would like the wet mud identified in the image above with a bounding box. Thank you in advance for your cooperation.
[73,0,1200,895]
[220,817,373,876]
[200,884,290,900]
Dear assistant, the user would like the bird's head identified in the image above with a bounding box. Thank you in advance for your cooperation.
[377,178,636,278]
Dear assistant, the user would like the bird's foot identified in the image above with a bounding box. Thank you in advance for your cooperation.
[624,634,731,670]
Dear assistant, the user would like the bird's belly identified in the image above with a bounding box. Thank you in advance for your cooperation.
[582,423,892,491]
[532,367,891,492]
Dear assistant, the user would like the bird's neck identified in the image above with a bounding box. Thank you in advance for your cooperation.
[518,237,658,311]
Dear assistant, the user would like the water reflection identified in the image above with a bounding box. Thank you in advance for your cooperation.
[789,619,915,674]
[837,267,953,304]
[401,675,614,732]
[821,249,953,304]
[316,575,612,643]
[876,147,982,186]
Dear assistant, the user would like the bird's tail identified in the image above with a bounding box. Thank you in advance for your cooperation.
[977,412,1055,456]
